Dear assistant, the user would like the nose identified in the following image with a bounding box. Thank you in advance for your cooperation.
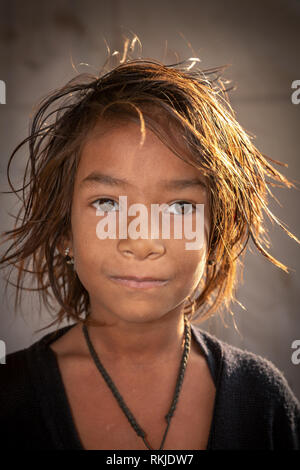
[117,237,166,260]
[117,208,168,260]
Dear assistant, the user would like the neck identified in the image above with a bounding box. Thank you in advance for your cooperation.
[83,307,187,368]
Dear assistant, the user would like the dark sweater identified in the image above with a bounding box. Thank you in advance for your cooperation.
[0,322,299,450]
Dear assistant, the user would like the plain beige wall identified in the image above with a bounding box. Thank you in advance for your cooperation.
[0,0,299,399]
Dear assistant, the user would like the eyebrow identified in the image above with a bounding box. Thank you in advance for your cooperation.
[80,171,206,191]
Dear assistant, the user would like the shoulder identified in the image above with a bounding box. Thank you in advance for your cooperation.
[193,324,300,409]
[0,346,31,398]
[0,344,38,439]
[193,325,300,448]
[0,325,73,414]
[0,325,75,448]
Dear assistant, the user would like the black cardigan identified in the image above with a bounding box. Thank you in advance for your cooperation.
[0,322,299,450]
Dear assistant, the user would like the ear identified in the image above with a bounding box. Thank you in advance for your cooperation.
[57,232,73,257]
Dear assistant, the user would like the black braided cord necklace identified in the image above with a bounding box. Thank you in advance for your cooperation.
[82,315,191,450]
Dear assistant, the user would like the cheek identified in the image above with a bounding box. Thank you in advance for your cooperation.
[71,199,103,248]
[171,240,207,289]
[70,208,106,274]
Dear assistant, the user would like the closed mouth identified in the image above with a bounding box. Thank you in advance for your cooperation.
[112,275,167,281]
[109,275,169,289]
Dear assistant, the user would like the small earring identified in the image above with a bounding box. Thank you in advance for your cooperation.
[64,247,74,265]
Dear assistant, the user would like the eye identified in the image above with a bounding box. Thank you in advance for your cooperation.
[91,198,119,212]
[166,201,196,215]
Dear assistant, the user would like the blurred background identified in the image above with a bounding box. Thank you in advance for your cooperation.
[0,0,299,399]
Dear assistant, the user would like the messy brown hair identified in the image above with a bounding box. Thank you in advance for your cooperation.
[0,44,299,333]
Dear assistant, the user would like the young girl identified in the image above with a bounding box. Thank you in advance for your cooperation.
[0,51,299,450]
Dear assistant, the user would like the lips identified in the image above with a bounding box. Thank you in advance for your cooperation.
[109,274,169,289]
[112,275,167,281]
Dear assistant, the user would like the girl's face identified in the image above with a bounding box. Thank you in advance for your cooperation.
[68,120,210,325]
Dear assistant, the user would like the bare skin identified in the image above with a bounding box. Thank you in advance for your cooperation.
[50,324,216,450]
[51,119,216,450]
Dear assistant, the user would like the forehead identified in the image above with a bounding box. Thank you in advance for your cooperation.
[76,121,207,191]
